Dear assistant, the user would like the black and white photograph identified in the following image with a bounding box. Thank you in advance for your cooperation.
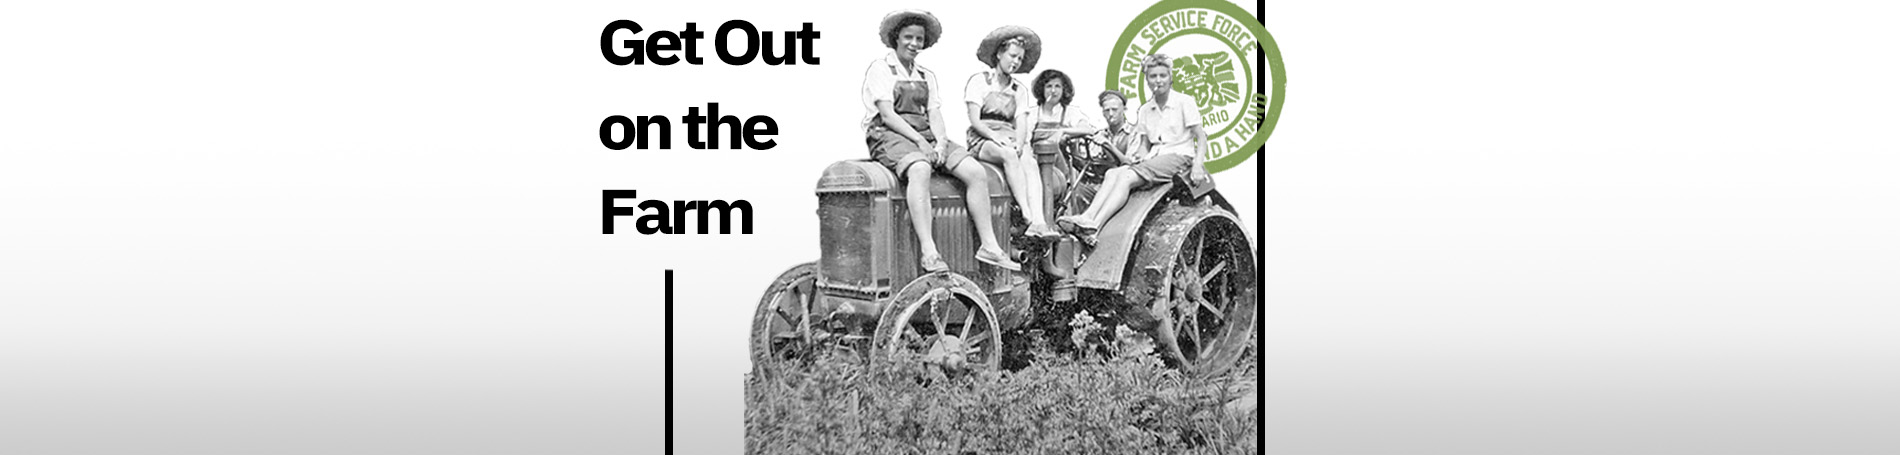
[744,9,1263,453]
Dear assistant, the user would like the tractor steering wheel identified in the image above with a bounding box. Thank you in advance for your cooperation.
[1060,136,1119,181]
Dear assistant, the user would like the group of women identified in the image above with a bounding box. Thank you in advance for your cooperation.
[860,9,1168,273]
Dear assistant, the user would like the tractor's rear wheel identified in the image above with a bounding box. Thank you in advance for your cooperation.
[1129,205,1258,377]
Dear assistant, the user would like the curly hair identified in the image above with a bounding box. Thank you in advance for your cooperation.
[885,16,935,49]
[1032,69,1074,107]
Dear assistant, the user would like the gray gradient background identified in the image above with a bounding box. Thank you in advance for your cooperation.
[3,1,1897,454]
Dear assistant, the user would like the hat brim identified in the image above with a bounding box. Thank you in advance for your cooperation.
[975,25,1042,74]
[879,10,942,50]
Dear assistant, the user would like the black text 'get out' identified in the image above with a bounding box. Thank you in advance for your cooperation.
[600,20,819,66]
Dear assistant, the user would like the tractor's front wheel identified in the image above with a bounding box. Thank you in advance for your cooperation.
[873,272,1005,372]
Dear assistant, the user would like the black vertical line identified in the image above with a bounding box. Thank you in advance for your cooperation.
[665,269,675,454]
[1255,0,1268,450]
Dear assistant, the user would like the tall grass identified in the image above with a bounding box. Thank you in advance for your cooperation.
[746,344,1258,455]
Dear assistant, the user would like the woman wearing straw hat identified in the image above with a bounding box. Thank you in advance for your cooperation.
[964,25,1058,239]
[861,9,1021,272]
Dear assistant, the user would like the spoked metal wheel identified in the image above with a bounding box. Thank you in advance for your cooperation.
[748,262,826,378]
[873,272,1004,371]
[1131,205,1258,376]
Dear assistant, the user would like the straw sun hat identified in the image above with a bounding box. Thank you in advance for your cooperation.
[975,25,1042,73]
[878,10,943,49]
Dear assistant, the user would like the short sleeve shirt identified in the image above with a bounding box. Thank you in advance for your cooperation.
[963,72,1034,120]
[861,51,942,132]
[1030,105,1097,144]
[1135,93,1202,157]
[1102,121,1139,157]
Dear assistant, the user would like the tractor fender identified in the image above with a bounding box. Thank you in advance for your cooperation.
[1074,186,1245,292]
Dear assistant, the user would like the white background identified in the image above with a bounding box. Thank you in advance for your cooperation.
[3,1,1897,454]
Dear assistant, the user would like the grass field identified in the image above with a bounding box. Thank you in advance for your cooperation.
[745,336,1259,455]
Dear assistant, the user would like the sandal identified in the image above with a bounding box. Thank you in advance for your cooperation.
[973,248,1022,271]
[920,254,949,273]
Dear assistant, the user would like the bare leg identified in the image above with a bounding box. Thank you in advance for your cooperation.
[1039,160,1065,226]
[1037,162,1067,275]
[1078,168,1126,219]
[1015,150,1049,231]
[1084,167,1141,225]
[904,163,940,258]
[949,158,1006,252]
[976,142,1035,226]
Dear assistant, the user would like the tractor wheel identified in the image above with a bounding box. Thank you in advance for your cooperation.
[873,272,1005,372]
[1129,204,1259,377]
[748,262,825,378]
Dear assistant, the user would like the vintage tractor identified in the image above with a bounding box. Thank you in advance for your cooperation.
[750,138,1257,377]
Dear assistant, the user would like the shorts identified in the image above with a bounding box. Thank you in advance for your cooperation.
[867,126,973,177]
[1129,153,1192,188]
[966,120,1017,157]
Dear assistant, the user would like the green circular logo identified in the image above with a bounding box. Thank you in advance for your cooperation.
[1105,0,1285,174]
